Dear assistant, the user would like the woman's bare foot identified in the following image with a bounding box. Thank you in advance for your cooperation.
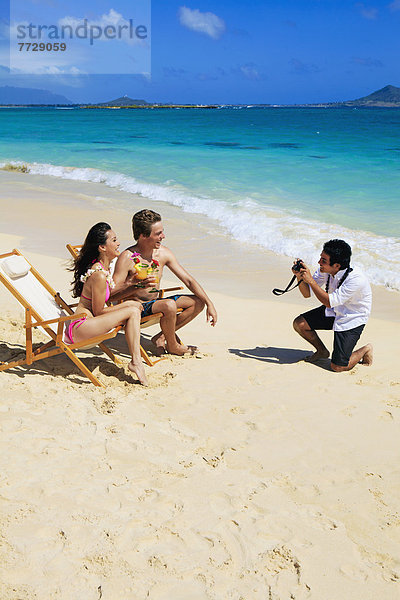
[361,343,373,366]
[128,360,148,386]
[304,349,330,363]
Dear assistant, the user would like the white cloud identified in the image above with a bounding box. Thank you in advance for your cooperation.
[10,9,144,46]
[59,9,124,30]
[178,6,225,40]
[389,0,400,10]
[290,58,321,74]
[355,3,378,19]
[240,64,260,81]
[9,62,86,75]
[58,9,144,46]
[351,56,383,67]
[9,8,150,75]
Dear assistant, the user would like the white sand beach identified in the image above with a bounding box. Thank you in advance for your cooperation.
[1,171,400,599]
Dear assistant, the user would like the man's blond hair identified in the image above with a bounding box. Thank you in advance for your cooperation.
[132,209,162,240]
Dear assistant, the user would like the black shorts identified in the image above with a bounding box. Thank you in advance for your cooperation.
[301,305,334,331]
[301,305,365,367]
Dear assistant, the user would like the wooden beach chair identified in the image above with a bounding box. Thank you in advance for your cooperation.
[66,244,184,367]
[0,249,123,387]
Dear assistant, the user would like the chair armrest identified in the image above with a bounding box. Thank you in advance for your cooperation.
[158,286,184,299]
[28,313,86,328]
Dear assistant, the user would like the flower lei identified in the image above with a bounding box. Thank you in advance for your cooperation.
[80,264,115,289]
[130,252,160,270]
[130,252,141,265]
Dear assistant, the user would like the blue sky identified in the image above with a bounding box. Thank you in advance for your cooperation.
[0,0,399,103]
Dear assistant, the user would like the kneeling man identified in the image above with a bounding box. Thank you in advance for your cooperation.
[112,209,217,356]
[292,239,373,372]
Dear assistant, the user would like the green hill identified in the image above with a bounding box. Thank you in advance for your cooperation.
[348,85,400,106]
[96,95,149,107]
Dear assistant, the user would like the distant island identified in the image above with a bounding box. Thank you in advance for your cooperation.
[291,85,400,108]
[95,95,149,107]
[1,85,400,108]
[81,85,400,108]
[0,85,72,106]
[349,84,400,107]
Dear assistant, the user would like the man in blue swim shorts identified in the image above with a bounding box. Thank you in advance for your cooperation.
[112,209,218,356]
[292,239,373,372]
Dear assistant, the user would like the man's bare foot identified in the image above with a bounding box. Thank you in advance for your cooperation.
[151,333,166,356]
[128,360,148,386]
[152,333,197,356]
[304,349,330,363]
[360,344,373,366]
[166,342,195,356]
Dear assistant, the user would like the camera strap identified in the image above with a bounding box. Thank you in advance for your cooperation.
[272,275,302,296]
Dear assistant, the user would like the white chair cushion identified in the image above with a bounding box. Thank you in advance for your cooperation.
[1,255,31,279]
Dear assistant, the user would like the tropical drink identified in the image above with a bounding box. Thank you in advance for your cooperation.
[147,267,159,293]
[134,263,149,280]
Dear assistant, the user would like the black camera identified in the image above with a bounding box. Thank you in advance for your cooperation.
[292,259,304,272]
[273,258,304,295]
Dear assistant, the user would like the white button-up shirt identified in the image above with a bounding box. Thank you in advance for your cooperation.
[312,266,372,332]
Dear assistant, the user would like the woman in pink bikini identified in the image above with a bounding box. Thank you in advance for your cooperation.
[68,222,147,386]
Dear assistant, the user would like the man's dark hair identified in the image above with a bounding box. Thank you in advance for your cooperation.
[132,209,162,240]
[323,239,352,269]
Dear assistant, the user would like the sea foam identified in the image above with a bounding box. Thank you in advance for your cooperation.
[2,160,399,291]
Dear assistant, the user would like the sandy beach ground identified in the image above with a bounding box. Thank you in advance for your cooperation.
[1,171,400,599]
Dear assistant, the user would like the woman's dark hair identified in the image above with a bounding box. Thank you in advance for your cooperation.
[323,239,352,269]
[70,222,111,298]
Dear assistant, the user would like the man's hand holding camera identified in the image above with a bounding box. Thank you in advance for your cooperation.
[292,259,312,284]
[293,258,330,305]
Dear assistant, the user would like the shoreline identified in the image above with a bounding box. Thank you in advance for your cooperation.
[1,150,399,292]
[1,169,399,322]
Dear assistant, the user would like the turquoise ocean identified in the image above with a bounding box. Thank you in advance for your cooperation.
[0,106,399,290]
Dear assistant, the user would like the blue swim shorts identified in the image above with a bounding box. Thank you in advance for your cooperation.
[141,294,184,318]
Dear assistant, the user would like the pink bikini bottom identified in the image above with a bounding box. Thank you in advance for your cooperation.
[65,316,87,344]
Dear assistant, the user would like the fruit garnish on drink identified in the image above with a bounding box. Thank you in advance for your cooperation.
[148,259,160,293]
[134,263,149,280]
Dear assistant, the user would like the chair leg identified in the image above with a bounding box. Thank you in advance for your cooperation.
[0,356,29,371]
[0,345,61,372]
[140,345,167,367]
[25,308,33,365]
[33,340,56,356]
[98,342,123,365]
[60,342,104,387]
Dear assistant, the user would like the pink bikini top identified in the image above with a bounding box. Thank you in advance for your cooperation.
[81,281,111,303]
[80,261,114,303]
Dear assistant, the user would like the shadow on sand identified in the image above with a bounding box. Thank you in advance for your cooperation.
[229,346,332,370]
[0,340,141,385]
